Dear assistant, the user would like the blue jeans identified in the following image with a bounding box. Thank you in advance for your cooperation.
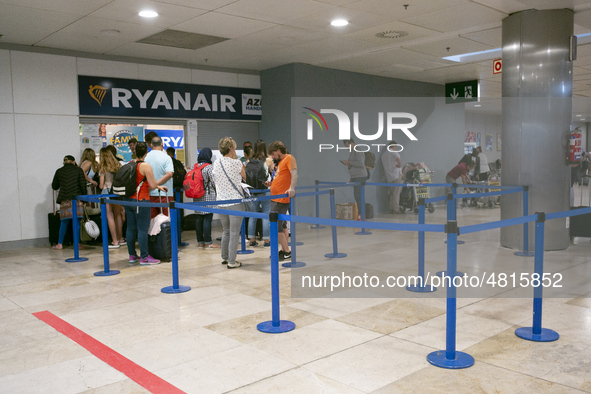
[124,203,151,259]
[58,218,81,244]
[351,177,366,214]
[195,213,213,244]
[248,192,270,240]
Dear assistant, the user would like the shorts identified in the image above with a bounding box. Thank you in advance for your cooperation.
[270,201,289,232]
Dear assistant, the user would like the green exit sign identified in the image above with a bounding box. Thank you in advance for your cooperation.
[445,80,478,104]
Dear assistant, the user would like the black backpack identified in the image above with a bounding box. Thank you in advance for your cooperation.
[245,159,267,190]
[172,158,187,189]
[112,161,145,197]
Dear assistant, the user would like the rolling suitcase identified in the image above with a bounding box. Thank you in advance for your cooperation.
[148,194,172,262]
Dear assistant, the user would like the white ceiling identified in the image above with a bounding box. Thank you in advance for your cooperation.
[2,0,591,106]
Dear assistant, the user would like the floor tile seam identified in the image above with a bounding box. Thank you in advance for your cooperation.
[474,358,591,392]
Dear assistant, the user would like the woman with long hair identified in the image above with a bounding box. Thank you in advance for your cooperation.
[79,148,98,187]
[99,147,124,248]
[212,137,246,269]
[247,140,271,247]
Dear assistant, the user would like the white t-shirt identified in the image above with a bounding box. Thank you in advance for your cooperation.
[478,153,489,174]
[145,149,174,197]
[381,150,402,182]
[212,157,244,206]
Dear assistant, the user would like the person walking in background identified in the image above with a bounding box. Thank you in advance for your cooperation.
[98,147,124,249]
[51,155,87,250]
[124,142,168,265]
[381,141,403,214]
[246,140,271,247]
[445,161,474,205]
[477,147,489,181]
[79,148,98,187]
[266,141,297,261]
[213,137,247,269]
[145,136,174,218]
[341,138,367,220]
[193,148,219,249]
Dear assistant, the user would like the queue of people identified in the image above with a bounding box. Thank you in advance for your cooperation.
[51,133,295,269]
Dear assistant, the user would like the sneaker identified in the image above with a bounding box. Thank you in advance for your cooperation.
[278,250,291,261]
[227,261,242,269]
[221,260,228,265]
[140,255,160,265]
[108,244,120,249]
[118,240,127,246]
[249,241,258,247]
[129,255,140,264]
[263,241,270,247]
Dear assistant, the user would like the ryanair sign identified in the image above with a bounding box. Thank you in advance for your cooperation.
[78,75,262,121]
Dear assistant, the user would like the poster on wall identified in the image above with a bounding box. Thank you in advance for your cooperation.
[486,134,493,151]
[497,133,502,151]
[464,131,477,143]
[145,129,185,162]
[106,125,144,161]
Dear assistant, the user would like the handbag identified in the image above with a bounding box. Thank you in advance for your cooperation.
[80,207,100,241]
[85,183,102,215]
[59,199,85,220]
[220,160,251,211]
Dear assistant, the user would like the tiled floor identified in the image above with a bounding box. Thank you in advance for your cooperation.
[1,194,590,393]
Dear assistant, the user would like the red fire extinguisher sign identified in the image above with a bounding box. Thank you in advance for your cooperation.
[569,129,582,163]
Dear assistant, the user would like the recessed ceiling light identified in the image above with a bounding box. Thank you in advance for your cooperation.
[139,10,158,18]
[474,104,481,107]
[331,19,349,27]
[576,114,582,117]
[582,119,586,121]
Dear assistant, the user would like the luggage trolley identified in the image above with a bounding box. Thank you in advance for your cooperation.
[399,163,435,214]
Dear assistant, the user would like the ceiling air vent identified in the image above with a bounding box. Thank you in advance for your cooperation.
[137,30,228,50]
[375,31,409,39]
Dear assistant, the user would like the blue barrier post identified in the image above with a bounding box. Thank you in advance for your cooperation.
[438,193,464,277]
[515,186,534,257]
[325,188,347,258]
[428,220,475,369]
[355,181,371,236]
[94,198,120,276]
[515,212,559,342]
[310,180,325,229]
[283,198,306,268]
[258,212,296,333]
[65,198,88,263]
[289,197,303,247]
[407,198,436,293]
[162,202,191,294]
[175,188,189,247]
[237,218,255,255]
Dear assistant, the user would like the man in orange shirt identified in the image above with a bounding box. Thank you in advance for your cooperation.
[266,141,298,261]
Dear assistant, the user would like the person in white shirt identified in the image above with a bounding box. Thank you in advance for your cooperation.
[381,141,403,214]
[477,147,489,181]
[144,136,174,219]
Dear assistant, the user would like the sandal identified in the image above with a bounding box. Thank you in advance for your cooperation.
[207,244,220,249]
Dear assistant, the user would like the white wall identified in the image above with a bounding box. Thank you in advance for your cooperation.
[0,49,260,243]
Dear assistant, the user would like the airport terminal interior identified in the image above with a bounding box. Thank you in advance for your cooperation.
[2,0,591,393]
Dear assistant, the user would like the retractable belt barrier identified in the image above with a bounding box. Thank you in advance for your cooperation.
[69,182,590,369]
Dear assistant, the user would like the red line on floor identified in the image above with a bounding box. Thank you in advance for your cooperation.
[33,310,186,394]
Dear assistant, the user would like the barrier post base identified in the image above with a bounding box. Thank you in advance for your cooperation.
[436,271,465,278]
[444,239,465,245]
[94,270,120,277]
[325,252,347,258]
[161,285,191,294]
[514,251,535,257]
[515,327,559,342]
[406,284,437,293]
[355,230,372,235]
[309,224,326,229]
[427,350,475,369]
[281,261,306,268]
[237,249,255,255]
[257,320,296,333]
[65,257,88,263]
